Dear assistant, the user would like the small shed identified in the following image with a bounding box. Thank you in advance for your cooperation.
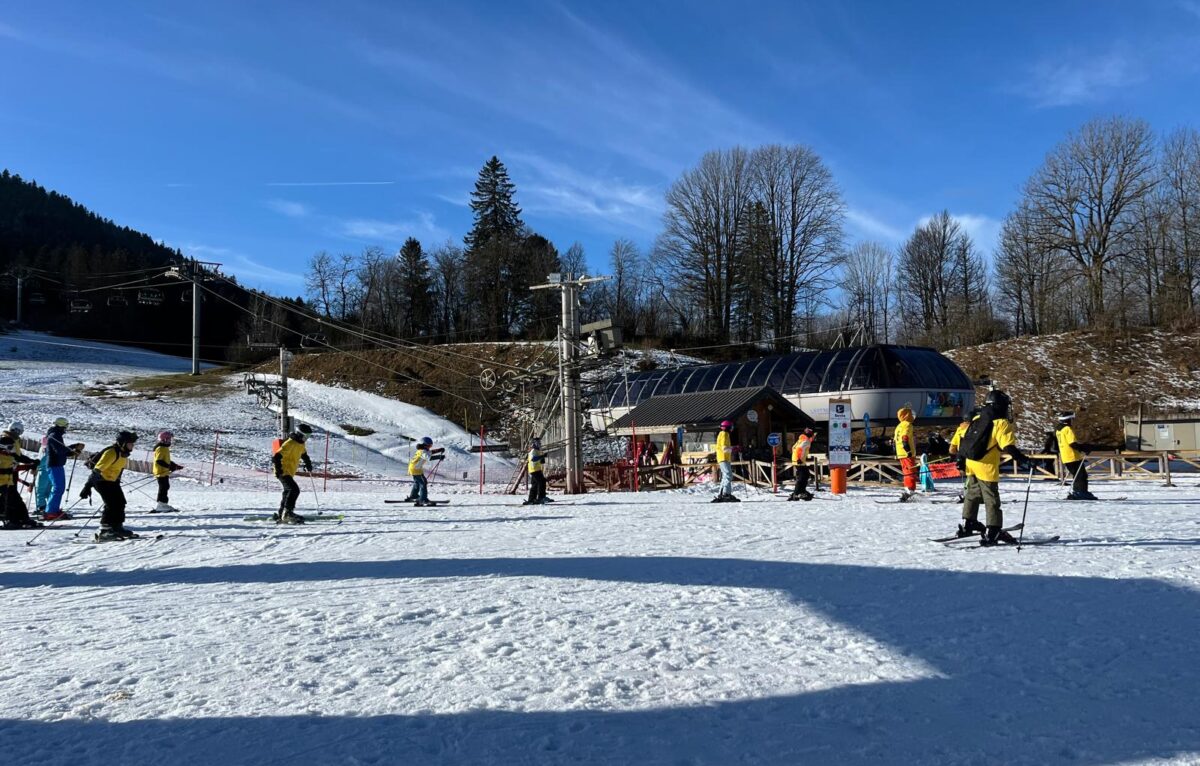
[1124,412,1200,451]
[608,385,815,451]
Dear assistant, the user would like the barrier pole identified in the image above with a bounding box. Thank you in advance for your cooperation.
[209,431,221,486]
[772,445,778,494]
[323,432,331,492]
[479,425,485,495]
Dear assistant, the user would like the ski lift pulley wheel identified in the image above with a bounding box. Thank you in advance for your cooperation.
[479,369,498,390]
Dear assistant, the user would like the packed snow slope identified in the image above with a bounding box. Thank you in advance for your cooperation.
[946,327,1200,446]
[2,479,1200,766]
[0,330,514,485]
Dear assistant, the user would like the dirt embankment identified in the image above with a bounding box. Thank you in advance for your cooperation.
[946,328,1200,448]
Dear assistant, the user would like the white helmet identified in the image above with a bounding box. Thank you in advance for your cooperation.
[7,420,24,436]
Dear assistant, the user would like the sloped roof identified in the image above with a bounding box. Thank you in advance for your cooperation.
[608,385,813,435]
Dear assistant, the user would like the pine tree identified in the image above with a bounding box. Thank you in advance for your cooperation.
[463,157,526,339]
[396,237,433,338]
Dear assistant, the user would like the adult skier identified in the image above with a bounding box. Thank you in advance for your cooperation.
[788,427,815,501]
[407,437,443,507]
[151,431,184,512]
[712,420,739,503]
[895,406,917,496]
[44,416,83,521]
[271,425,313,524]
[523,436,547,505]
[1055,411,1099,500]
[1,420,42,529]
[955,390,1031,545]
[34,435,52,517]
[81,430,139,540]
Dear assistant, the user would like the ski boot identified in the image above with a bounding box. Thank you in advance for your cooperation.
[786,492,799,501]
[2,520,22,531]
[21,519,45,529]
[150,502,178,513]
[277,511,306,525]
[799,491,814,501]
[956,518,986,538]
[95,526,123,542]
[115,526,139,539]
[979,525,1017,546]
[42,511,72,522]
[898,491,916,503]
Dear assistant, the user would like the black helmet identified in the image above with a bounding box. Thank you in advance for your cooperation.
[298,424,313,435]
[290,430,307,443]
[984,390,1011,419]
[116,430,138,445]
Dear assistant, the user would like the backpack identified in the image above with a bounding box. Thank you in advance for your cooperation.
[958,411,995,461]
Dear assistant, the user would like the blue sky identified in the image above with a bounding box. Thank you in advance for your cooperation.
[3,1,1200,293]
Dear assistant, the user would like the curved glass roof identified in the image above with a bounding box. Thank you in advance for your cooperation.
[594,345,972,410]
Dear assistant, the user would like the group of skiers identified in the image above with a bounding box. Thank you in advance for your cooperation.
[0,418,183,539]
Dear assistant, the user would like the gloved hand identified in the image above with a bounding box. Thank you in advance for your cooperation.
[431,454,445,461]
[955,456,966,472]
[302,461,314,474]
[79,483,92,500]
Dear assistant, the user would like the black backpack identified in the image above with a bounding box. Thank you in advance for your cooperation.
[958,411,995,461]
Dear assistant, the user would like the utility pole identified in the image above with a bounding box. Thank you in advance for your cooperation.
[279,346,293,438]
[15,272,24,325]
[191,258,201,375]
[531,272,608,494]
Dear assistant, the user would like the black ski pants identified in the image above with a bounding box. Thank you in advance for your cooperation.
[527,472,546,504]
[1063,460,1088,494]
[96,481,126,529]
[2,485,30,525]
[157,476,171,504]
[278,475,301,512]
[792,465,810,496]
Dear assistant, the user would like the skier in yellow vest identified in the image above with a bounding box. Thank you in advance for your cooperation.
[895,406,917,496]
[82,430,139,540]
[150,430,184,513]
[407,437,443,507]
[1056,411,1098,501]
[1,420,41,529]
[523,436,547,506]
[956,390,1031,545]
[788,427,815,501]
[712,420,739,503]
[271,425,313,524]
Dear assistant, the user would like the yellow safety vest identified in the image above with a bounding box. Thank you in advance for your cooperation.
[716,430,732,462]
[528,448,544,473]
[153,444,172,478]
[791,435,811,465]
[1057,426,1083,463]
[408,449,429,476]
[965,417,1015,483]
[277,439,307,477]
[93,445,129,483]
[895,420,915,458]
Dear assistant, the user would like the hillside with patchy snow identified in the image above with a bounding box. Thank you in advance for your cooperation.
[946,328,1200,446]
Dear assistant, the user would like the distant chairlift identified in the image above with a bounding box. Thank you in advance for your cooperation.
[69,298,93,314]
[107,294,128,308]
[29,292,47,305]
[137,288,164,306]
[300,332,328,349]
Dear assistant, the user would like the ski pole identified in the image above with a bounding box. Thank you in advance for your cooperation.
[1016,463,1035,551]
[66,453,80,493]
[24,495,89,546]
[308,471,322,515]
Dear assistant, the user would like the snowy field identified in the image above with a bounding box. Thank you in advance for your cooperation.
[2,333,1200,765]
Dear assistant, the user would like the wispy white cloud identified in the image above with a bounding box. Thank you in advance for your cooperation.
[508,152,663,232]
[845,208,906,243]
[180,243,304,288]
[265,198,310,218]
[265,181,395,187]
[334,211,449,245]
[914,212,1004,255]
[1180,0,1200,20]
[1017,49,1144,108]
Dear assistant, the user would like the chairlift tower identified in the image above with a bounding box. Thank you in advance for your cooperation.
[168,258,221,375]
[531,272,609,494]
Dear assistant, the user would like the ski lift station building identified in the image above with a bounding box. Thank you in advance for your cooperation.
[592,344,975,436]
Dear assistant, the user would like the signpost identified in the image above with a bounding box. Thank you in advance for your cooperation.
[767,432,782,493]
[828,399,852,494]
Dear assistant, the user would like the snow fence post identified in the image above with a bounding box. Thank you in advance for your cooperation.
[323,431,330,492]
[209,430,221,486]
[479,425,485,495]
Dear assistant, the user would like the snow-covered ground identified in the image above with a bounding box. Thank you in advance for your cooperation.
[3,333,1200,765]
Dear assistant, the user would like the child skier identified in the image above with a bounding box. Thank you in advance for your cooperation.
[523,437,547,505]
[151,431,184,512]
[895,406,917,497]
[44,416,83,521]
[271,425,313,524]
[788,427,815,501]
[711,420,739,502]
[1056,411,1099,500]
[81,430,139,540]
[407,437,443,507]
[1,420,42,529]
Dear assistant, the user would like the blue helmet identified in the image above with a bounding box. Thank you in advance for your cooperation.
[420,436,433,447]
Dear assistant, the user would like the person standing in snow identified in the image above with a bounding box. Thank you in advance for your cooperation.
[81,430,138,540]
[407,437,442,507]
[523,436,547,505]
[151,431,184,512]
[712,420,739,503]
[788,427,815,501]
[1055,411,1099,501]
[44,416,83,521]
[956,390,1031,545]
[272,425,313,524]
[34,434,52,517]
[1,420,42,529]
[895,406,918,496]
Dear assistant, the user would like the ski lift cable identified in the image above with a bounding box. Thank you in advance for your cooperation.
[196,282,498,409]
[209,272,543,376]
[76,275,177,294]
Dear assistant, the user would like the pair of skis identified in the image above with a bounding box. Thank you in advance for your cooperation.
[931,523,1060,548]
[384,499,450,506]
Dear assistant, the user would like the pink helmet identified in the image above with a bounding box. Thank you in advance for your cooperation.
[158,431,174,445]
[720,420,733,429]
